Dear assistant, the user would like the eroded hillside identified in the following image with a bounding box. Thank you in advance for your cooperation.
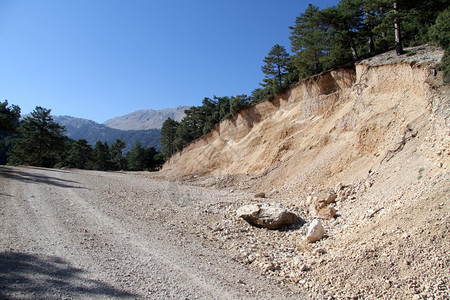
[163,45,447,194]
[160,45,449,299]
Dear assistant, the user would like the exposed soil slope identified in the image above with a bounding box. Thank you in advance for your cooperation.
[163,46,446,192]
[160,45,449,299]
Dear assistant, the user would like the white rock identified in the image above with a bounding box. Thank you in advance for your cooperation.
[306,219,325,243]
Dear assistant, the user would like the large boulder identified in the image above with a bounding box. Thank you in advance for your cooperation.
[236,203,298,229]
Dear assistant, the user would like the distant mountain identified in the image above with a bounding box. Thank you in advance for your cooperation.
[53,116,161,152]
[103,106,189,130]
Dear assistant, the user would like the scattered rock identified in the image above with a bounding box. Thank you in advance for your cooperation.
[316,206,337,220]
[334,184,356,201]
[236,203,299,229]
[263,262,278,272]
[310,190,337,207]
[300,264,311,272]
[334,182,345,193]
[367,207,384,218]
[254,192,266,198]
[313,247,328,255]
[270,189,279,194]
[306,219,325,243]
[325,193,337,205]
[309,198,337,219]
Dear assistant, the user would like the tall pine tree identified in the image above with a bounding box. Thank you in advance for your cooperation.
[290,4,329,79]
[9,106,65,167]
[160,117,180,159]
[0,100,21,165]
[261,44,291,92]
[0,100,21,134]
[110,139,126,170]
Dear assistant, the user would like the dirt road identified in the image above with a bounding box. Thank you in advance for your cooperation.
[0,166,304,299]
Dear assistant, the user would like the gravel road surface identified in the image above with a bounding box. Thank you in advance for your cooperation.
[0,166,304,299]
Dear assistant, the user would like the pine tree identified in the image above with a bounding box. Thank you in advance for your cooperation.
[230,95,251,115]
[91,141,110,171]
[393,0,404,55]
[0,100,21,165]
[261,44,291,92]
[143,146,160,171]
[126,141,146,171]
[429,6,450,48]
[290,4,329,79]
[160,117,180,159]
[110,139,126,170]
[251,87,273,104]
[66,139,92,169]
[201,97,220,135]
[429,7,450,82]
[9,106,65,167]
[362,0,392,54]
[0,100,21,134]
[401,1,449,46]
[334,0,365,61]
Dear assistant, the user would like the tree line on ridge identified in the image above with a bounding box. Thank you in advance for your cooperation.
[160,0,449,160]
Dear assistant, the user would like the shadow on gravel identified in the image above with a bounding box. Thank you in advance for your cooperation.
[0,252,136,299]
[0,167,84,189]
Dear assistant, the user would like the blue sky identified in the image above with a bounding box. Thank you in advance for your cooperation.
[0,0,339,123]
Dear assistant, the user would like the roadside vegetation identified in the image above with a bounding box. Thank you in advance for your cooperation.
[0,103,163,170]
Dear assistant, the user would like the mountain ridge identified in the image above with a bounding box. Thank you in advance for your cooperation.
[103,105,189,130]
[53,115,161,153]
[53,106,190,152]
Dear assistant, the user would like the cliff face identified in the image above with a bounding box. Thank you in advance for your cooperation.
[163,46,446,193]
